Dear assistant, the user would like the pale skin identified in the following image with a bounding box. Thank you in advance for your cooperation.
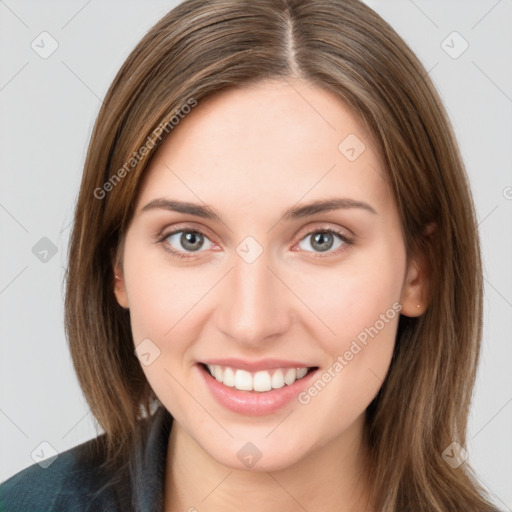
[114,79,428,512]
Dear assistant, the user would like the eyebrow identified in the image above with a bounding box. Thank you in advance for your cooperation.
[139,197,377,222]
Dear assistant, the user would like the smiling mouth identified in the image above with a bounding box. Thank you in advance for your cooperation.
[200,363,318,393]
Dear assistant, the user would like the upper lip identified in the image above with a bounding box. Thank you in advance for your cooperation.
[200,358,317,372]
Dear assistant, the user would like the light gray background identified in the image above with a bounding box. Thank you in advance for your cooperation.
[1,0,511,508]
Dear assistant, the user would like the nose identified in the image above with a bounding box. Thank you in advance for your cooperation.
[214,250,292,347]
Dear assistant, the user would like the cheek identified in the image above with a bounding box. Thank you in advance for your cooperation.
[290,239,405,410]
[122,236,209,343]
[296,274,400,394]
[122,242,219,403]
[123,253,211,412]
[290,242,405,354]
[294,275,401,435]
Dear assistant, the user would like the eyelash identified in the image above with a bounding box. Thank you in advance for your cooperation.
[156,224,355,260]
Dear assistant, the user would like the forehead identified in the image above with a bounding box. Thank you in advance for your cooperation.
[136,79,392,221]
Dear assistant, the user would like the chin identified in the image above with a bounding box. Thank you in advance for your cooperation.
[208,442,309,473]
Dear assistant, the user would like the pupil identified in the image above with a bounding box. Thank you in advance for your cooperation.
[182,231,203,251]
[312,232,333,252]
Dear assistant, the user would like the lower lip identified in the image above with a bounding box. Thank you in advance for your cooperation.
[197,364,318,416]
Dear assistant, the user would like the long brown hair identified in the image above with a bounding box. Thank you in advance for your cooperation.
[65,0,497,509]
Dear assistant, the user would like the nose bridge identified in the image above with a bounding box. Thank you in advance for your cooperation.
[216,249,290,344]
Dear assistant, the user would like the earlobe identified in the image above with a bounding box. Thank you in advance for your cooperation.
[113,266,129,309]
[112,241,129,309]
[399,255,429,317]
[400,223,435,317]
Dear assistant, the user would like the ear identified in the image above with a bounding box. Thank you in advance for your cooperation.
[112,246,129,309]
[399,223,435,317]
[113,265,129,309]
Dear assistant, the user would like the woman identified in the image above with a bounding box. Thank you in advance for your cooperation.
[0,0,500,510]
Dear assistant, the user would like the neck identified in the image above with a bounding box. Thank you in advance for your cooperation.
[163,414,374,512]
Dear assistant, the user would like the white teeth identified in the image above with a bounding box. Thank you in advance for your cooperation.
[284,368,297,385]
[235,369,253,391]
[296,367,308,379]
[223,367,235,387]
[213,365,223,382]
[253,371,272,392]
[204,364,311,392]
[271,369,285,389]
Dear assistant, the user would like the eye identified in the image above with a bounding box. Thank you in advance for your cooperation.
[157,225,354,260]
[296,228,353,256]
[161,229,214,257]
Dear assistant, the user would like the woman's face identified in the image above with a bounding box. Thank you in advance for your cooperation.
[114,79,424,471]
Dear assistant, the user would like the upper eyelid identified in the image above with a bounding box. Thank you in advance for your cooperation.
[159,221,352,239]
[159,222,353,251]
[158,222,217,241]
[295,223,354,240]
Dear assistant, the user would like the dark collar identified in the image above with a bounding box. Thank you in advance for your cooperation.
[128,405,173,512]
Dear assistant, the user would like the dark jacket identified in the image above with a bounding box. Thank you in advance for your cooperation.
[0,405,172,512]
